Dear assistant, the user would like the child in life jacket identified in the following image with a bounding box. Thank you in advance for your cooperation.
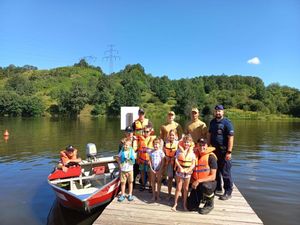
[137,125,156,192]
[172,134,196,212]
[149,138,165,202]
[117,140,136,202]
[163,129,179,200]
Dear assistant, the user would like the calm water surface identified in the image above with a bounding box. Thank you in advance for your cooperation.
[0,117,299,225]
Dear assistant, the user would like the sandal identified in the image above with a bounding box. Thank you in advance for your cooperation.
[118,195,126,202]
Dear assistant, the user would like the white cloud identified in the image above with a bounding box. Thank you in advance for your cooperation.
[247,57,260,65]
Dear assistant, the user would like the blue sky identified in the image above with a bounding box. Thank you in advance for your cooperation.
[0,0,299,89]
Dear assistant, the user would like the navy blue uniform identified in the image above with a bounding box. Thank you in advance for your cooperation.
[209,118,234,195]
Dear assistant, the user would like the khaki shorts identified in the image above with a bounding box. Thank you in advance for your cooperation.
[121,170,133,183]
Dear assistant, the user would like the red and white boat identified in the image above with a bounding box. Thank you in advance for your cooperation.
[48,143,120,212]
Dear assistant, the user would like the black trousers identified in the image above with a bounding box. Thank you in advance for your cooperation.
[215,150,233,195]
[133,163,140,186]
[187,181,217,211]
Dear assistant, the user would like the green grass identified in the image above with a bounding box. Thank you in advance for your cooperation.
[226,108,300,121]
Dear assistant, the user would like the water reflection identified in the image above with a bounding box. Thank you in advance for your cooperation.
[47,200,106,225]
[0,118,299,225]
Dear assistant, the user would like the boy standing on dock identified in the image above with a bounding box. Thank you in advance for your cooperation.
[117,140,136,202]
[137,125,156,192]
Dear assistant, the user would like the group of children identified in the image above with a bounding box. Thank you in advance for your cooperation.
[117,125,200,212]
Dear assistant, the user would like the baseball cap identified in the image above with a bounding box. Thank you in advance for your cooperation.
[168,111,175,115]
[138,108,145,114]
[215,105,224,110]
[191,108,199,113]
[66,145,75,151]
[125,126,133,133]
[199,138,207,144]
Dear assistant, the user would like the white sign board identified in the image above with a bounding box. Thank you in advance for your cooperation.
[120,107,140,130]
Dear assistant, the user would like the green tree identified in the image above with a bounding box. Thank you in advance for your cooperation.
[74,59,89,68]
[21,96,45,117]
[57,82,89,117]
[0,92,23,116]
[5,75,36,95]
[93,75,113,106]
[109,88,126,116]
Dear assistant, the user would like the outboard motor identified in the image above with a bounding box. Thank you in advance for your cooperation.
[86,143,97,161]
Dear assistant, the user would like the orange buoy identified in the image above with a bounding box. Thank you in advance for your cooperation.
[4,135,9,142]
[4,129,9,136]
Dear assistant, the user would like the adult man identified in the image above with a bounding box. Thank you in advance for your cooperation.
[160,111,183,142]
[207,105,234,200]
[187,139,217,214]
[185,108,208,143]
[132,108,153,137]
[57,145,82,172]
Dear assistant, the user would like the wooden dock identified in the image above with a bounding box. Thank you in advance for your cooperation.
[94,184,263,225]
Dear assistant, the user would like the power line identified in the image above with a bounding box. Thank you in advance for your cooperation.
[102,44,120,74]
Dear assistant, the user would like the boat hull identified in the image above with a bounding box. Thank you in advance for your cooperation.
[50,177,120,212]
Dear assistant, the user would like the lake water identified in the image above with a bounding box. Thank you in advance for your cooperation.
[0,117,299,225]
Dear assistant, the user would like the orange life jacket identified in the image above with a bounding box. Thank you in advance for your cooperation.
[137,135,155,164]
[134,118,149,136]
[164,141,178,166]
[60,150,77,165]
[192,147,216,180]
[164,141,178,158]
[177,146,194,171]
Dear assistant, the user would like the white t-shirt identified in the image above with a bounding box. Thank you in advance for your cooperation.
[149,149,165,171]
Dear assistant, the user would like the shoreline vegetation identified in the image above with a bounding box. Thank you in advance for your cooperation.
[0,60,299,119]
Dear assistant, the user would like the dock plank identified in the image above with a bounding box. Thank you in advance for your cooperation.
[94,184,263,225]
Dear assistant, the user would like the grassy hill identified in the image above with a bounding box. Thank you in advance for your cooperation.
[0,61,299,119]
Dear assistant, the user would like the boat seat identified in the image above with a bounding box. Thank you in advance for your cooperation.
[108,163,117,173]
[70,187,98,195]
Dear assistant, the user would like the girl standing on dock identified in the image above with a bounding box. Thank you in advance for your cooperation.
[149,138,165,202]
[163,129,179,200]
[172,135,195,211]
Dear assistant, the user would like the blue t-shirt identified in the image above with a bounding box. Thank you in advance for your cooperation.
[209,118,234,149]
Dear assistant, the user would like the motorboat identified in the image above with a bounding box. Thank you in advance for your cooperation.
[48,143,120,212]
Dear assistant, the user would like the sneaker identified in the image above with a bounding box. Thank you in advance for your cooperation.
[214,189,223,196]
[127,195,134,201]
[219,194,232,200]
[118,195,126,202]
[139,185,145,192]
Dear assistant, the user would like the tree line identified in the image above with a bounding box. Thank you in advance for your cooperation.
[0,60,299,118]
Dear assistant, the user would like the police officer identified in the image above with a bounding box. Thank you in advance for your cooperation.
[207,105,234,200]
